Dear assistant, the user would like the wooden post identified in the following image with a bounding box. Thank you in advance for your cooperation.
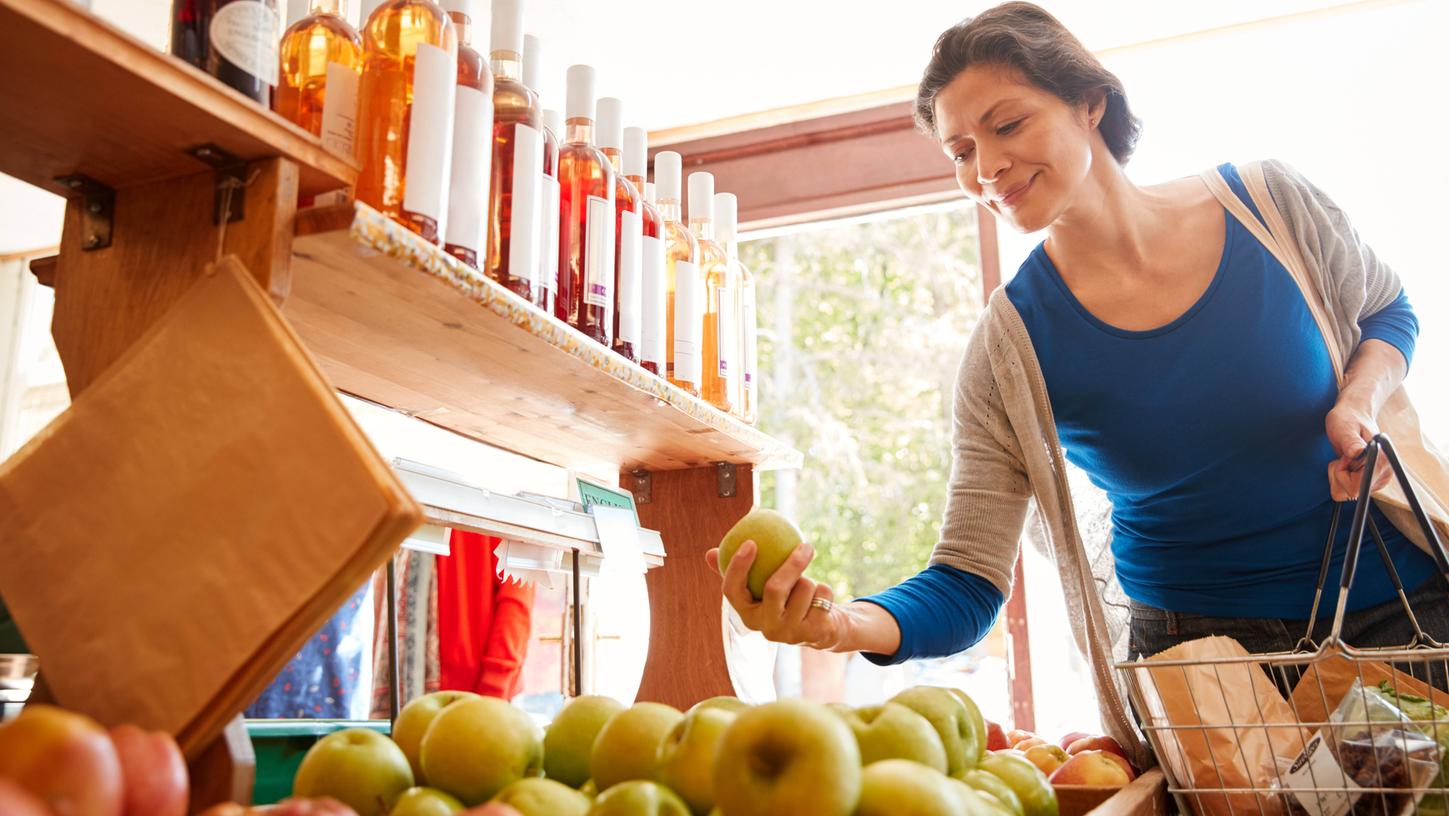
[628,464,755,708]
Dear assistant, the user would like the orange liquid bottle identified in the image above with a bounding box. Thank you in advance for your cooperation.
[557,65,614,347]
[716,192,757,423]
[276,0,361,162]
[597,97,642,363]
[441,0,493,267]
[483,0,543,302]
[690,172,737,414]
[539,107,563,316]
[654,151,702,397]
[625,126,665,376]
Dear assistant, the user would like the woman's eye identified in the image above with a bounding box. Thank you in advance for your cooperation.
[953,146,975,164]
[997,119,1023,136]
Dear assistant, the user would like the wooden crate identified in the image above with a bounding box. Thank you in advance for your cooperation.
[1058,769,1168,816]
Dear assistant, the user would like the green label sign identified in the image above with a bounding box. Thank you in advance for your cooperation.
[576,478,638,525]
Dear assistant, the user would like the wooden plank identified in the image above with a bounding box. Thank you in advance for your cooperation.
[1084,769,1168,816]
[0,0,354,198]
[630,465,754,708]
[187,715,255,812]
[286,204,802,474]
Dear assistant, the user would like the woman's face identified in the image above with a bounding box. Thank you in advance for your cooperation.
[933,63,1101,233]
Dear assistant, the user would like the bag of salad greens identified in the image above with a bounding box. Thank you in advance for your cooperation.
[1377,682,1449,816]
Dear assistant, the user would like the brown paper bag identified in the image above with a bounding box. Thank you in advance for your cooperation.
[0,257,422,757]
[1290,648,1449,727]
[1126,636,1307,816]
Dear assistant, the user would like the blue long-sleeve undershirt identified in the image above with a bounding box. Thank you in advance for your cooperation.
[856,564,1004,666]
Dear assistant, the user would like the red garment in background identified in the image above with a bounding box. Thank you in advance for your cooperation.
[437,530,536,699]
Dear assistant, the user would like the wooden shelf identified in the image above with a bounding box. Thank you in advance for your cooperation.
[0,0,355,198]
[287,203,803,475]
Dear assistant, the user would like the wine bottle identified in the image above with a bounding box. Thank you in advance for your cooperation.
[276,0,360,156]
[528,38,560,315]
[690,172,736,414]
[354,0,457,243]
[172,0,281,104]
[441,0,494,268]
[625,127,665,376]
[484,0,543,302]
[557,65,614,346]
[655,151,701,397]
[597,98,641,363]
[716,192,756,423]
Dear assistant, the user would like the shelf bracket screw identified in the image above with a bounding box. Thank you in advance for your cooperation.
[53,174,115,252]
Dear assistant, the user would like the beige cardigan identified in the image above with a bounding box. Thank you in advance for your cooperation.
[929,160,1449,766]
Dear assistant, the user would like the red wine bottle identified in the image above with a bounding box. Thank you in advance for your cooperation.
[171,0,281,105]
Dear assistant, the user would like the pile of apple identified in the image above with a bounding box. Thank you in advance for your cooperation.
[983,722,1137,789]
[280,684,1073,816]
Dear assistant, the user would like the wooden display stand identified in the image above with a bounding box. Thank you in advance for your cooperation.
[1,0,799,806]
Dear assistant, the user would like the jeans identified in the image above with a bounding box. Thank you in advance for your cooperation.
[1128,574,1449,690]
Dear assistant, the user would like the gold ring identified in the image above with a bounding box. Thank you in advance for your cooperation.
[810,597,834,613]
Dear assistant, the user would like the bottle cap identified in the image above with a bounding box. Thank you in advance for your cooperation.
[714,193,738,243]
[596,98,624,151]
[688,172,715,223]
[522,34,541,90]
[490,0,524,56]
[654,152,682,202]
[565,64,595,123]
[624,127,647,177]
[645,182,657,205]
[543,108,563,138]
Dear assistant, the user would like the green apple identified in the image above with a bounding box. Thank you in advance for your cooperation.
[590,703,683,792]
[890,686,979,774]
[717,508,804,600]
[951,778,1019,816]
[712,699,860,816]
[420,697,544,805]
[657,707,737,815]
[838,703,948,773]
[947,689,988,764]
[687,697,749,716]
[586,781,691,815]
[977,751,1058,816]
[955,768,1024,816]
[491,778,591,816]
[855,759,961,816]
[391,786,465,815]
[545,696,627,788]
[580,780,598,798]
[394,691,483,783]
[292,728,414,816]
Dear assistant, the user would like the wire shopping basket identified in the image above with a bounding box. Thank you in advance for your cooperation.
[1115,435,1449,816]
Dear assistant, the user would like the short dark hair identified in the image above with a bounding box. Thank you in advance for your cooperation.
[914,2,1143,164]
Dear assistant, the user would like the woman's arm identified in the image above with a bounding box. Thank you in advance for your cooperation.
[1325,290,1417,500]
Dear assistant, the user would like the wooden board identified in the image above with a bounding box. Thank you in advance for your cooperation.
[287,204,803,474]
[1070,769,1168,816]
[0,0,354,198]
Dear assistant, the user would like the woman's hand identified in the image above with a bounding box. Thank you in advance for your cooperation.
[704,540,845,650]
[1325,392,1393,501]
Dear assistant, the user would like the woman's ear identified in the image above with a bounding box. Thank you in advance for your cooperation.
[1084,88,1108,129]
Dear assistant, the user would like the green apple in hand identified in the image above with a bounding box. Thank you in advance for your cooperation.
[590,702,683,792]
[545,696,627,788]
[586,781,691,815]
[391,786,465,816]
[837,703,948,773]
[855,759,962,816]
[890,686,979,774]
[420,697,544,805]
[717,508,804,600]
[658,707,737,815]
[491,778,591,816]
[292,728,414,816]
[394,691,483,782]
[712,699,860,816]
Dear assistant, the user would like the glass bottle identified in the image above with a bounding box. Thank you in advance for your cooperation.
[538,108,562,316]
[716,192,756,423]
[483,0,543,302]
[172,0,280,104]
[654,151,701,397]
[625,127,665,376]
[690,172,736,414]
[276,0,361,158]
[557,65,614,346]
[597,98,641,363]
[354,0,457,243]
[441,0,493,267]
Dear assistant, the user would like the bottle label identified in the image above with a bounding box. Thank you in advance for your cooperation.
[402,42,457,231]
[319,62,359,157]
[539,172,560,295]
[617,209,643,346]
[444,83,493,259]
[674,259,702,386]
[508,123,544,290]
[641,234,666,367]
[584,195,614,310]
[742,282,758,393]
[209,1,280,86]
[716,285,735,379]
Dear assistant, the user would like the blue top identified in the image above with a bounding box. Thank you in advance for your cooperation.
[860,163,1428,664]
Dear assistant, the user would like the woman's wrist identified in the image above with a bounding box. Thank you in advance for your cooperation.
[831,600,903,657]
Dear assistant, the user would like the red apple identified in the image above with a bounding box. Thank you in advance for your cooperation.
[1057,731,1091,751]
[1022,744,1069,777]
[0,778,53,816]
[1005,729,1037,747]
[196,805,248,816]
[262,797,360,815]
[0,704,123,816]
[985,721,1010,752]
[109,724,188,816]
[1049,750,1131,787]
[1065,736,1130,764]
[459,806,524,816]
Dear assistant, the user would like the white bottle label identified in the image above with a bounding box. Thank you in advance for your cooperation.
[402,42,456,232]
[674,260,702,387]
[210,1,280,86]
[444,84,493,258]
[716,285,736,380]
[742,283,758,395]
[641,234,666,368]
[319,62,359,157]
[539,173,560,296]
[617,209,643,348]
[508,123,544,290]
[584,195,614,310]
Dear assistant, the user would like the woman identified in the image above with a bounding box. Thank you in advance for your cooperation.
[708,2,1448,757]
